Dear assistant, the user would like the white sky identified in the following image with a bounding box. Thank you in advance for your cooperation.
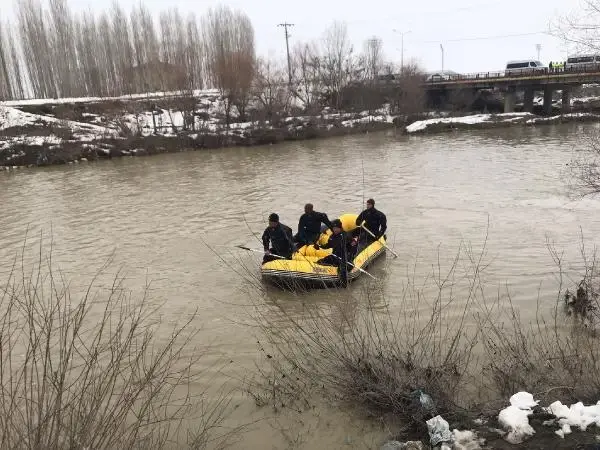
[2,0,586,73]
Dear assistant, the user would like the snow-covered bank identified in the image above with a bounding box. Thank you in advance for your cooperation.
[379,391,600,449]
[0,89,221,107]
[405,112,600,134]
[0,98,401,167]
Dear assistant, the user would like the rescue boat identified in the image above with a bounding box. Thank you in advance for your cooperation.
[260,213,387,289]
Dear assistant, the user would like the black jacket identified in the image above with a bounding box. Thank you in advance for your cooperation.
[262,223,294,256]
[356,208,387,238]
[298,211,332,237]
[321,231,348,261]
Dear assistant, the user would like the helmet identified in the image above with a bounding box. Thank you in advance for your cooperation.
[331,219,343,229]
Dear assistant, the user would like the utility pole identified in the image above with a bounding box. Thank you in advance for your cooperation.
[278,22,294,86]
[536,43,541,60]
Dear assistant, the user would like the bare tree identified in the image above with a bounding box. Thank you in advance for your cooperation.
[320,21,355,110]
[17,0,58,98]
[291,42,321,112]
[253,57,291,121]
[5,0,205,100]
[362,36,384,81]
[0,21,13,100]
[392,62,426,116]
[202,5,255,125]
[48,0,78,96]
[110,2,134,95]
[551,0,600,53]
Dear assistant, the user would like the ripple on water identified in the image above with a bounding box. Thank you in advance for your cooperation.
[0,124,599,380]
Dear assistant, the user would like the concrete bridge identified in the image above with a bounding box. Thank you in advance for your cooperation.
[423,65,600,114]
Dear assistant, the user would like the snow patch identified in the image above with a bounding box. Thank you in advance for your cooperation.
[545,400,600,432]
[0,89,221,107]
[405,113,535,133]
[510,392,539,409]
[497,392,539,444]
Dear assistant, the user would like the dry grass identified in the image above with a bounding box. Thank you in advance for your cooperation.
[0,237,238,450]
[242,239,487,437]
[238,229,600,439]
[479,238,600,407]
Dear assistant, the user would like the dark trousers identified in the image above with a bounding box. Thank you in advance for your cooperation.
[317,254,349,287]
[293,231,319,247]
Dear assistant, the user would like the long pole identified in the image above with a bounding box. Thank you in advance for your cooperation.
[392,29,411,74]
[278,22,294,86]
[440,43,444,72]
[401,33,404,73]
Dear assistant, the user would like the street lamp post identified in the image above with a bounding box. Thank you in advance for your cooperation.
[440,44,444,73]
[536,43,541,60]
[392,29,411,73]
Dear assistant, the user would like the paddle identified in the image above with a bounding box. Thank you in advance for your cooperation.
[360,222,399,258]
[235,245,286,259]
[329,253,378,281]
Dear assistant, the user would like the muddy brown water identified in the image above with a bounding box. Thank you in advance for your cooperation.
[1,124,600,448]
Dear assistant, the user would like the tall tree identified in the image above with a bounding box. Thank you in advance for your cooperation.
[254,57,291,120]
[291,42,321,112]
[362,36,384,81]
[320,21,354,109]
[202,5,255,124]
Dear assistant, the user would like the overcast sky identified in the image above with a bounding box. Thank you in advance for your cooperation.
[3,0,585,73]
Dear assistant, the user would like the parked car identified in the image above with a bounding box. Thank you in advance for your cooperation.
[504,60,546,76]
[425,70,460,82]
[565,54,600,70]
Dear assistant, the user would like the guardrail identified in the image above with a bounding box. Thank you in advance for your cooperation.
[423,63,600,83]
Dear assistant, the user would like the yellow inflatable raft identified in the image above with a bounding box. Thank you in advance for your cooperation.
[261,213,386,288]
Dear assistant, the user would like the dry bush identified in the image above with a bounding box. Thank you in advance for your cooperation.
[480,238,600,406]
[244,241,485,435]
[567,128,600,197]
[0,237,237,450]
[241,223,600,439]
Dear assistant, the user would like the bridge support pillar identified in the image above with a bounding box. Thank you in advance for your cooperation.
[523,88,534,113]
[504,88,516,113]
[561,88,571,114]
[543,87,554,115]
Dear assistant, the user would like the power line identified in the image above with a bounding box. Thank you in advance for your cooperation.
[278,22,294,86]
[420,31,551,44]
[339,1,508,25]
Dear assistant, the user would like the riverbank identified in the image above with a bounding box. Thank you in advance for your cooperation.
[405,111,600,134]
[0,90,404,168]
[3,88,600,168]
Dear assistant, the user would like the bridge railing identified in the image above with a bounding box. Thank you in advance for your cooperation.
[424,63,600,83]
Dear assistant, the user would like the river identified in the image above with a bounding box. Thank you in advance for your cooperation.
[1,123,599,448]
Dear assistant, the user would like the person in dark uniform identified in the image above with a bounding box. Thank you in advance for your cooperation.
[294,203,333,247]
[315,219,350,286]
[262,213,295,264]
[355,198,387,252]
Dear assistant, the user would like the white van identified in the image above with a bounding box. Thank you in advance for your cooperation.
[565,55,600,70]
[504,60,546,76]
